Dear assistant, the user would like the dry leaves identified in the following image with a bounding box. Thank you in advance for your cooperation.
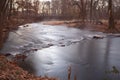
[0,55,57,80]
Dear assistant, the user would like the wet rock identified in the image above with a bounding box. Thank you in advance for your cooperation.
[33,49,38,51]
[60,44,66,47]
[23,24,29,27]
[4,53,12,57]
[93,35,104,39]
[31,48,38,51]
[23,48,38,54]
[48,43,54,46]
[14,54,27,61]
[59,42,63,44]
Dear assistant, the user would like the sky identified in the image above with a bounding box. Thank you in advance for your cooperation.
[39,0,51,1]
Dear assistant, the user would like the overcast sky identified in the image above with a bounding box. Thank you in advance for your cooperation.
[39,0,51,1]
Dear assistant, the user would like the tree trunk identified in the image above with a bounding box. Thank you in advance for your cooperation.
[108,0,115,29]
[90,0,93,23]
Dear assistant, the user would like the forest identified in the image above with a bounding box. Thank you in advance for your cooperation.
[0,0,120,80]
[0,0,120,46]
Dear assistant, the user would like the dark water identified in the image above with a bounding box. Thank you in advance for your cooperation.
[1,23,120,80]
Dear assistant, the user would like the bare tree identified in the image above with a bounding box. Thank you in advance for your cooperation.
[33,0,40,14]
[108,0,115,30]
[90,0,93,23]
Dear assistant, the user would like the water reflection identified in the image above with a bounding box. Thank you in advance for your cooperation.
[1,23,120,80]
[18,38,120,80]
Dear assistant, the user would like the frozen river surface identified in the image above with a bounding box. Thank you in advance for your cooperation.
[1,23,120,80]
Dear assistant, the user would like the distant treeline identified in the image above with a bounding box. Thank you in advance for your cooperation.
[0,0,120,23]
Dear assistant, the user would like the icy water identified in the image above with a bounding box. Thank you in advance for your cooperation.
[1,23,120,80]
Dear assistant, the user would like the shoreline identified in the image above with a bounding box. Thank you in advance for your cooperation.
[0,19,120,80]
[1,19,120,49]
[0,55,57,80]
[42,20,120,33]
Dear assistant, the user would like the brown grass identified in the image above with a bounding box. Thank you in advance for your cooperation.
[43,20,120,33]
[0,55,57,80]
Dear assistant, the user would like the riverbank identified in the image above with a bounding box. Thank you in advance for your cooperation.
[0,55,57,80]
[1,20,120,47]
[0,18,40,49]
[42,20,120,33]
[0,19,59,80]
[0,19,120,80]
